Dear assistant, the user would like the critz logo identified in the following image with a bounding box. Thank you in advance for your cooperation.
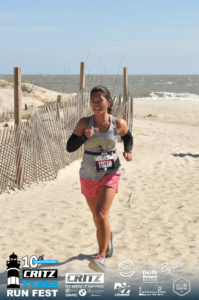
[23,269,57,278]
[65,273,104,284]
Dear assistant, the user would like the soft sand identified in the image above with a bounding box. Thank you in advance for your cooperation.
[0,96,199,286]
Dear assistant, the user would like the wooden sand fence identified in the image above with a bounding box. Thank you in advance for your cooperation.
[0,63,133,194]
[0,89,133,194]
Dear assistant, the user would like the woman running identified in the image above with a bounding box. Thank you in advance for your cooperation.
[66,86,133,272]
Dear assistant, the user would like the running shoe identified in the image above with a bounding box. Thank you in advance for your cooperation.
[105,231,114,258]
[88,255,107,273]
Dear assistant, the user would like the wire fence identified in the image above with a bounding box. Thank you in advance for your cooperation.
[0,90,133,194]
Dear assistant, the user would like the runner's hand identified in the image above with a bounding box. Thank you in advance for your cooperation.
[85,127,94,138]
[123,152,132,161]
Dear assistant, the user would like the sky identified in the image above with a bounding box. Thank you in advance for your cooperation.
[0,0,199,74]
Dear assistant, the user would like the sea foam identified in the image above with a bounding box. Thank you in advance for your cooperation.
[135,92,199,101]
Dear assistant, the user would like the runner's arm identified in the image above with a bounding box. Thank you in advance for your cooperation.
[116,118,133,153]
[66,118,88,152]
[121,130,133,153]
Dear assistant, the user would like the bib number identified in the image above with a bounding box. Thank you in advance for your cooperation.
[95,155,115,172]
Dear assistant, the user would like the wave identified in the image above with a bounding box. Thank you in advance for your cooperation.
[135,92,199,101]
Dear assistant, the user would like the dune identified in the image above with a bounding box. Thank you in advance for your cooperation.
[0,79,74,128]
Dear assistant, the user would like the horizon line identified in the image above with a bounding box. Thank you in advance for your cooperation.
[0,73,199,76]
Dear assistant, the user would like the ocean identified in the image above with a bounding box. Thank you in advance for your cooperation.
[1,74,199,101]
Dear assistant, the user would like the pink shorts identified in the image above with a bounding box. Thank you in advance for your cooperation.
[80,173,121,198]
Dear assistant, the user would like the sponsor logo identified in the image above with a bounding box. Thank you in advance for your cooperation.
[161,261,184,273]
[65,286,78,298]
[118,261,135,277]
[65,273,104,297]
[65,273,104,284]
[79,289,87,297]
[138,286,166,296]
[173,277,191,296]
[114,283,130,297]
[142,265,157,283]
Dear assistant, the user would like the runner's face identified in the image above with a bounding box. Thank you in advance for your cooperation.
[90,92,109,114]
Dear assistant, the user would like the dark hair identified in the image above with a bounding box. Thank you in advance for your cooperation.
[90,85,113,114]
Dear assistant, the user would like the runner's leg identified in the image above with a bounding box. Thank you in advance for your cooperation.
[85,196,98,227]
[85,196,105,253]
[95,186,116,257]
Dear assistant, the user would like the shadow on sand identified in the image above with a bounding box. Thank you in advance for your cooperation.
[171,153,199,158]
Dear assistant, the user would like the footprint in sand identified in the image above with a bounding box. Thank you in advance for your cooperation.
[154,161,163,169]
[65,244,74,249]
[38,213,46,218]
[40,227,48,233]
[38,238,49,243]
[55,221,64,227]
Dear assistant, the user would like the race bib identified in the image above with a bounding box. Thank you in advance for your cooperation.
[95,154,115,172]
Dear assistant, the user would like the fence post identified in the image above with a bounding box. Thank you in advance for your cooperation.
[79,62,86,91]
[130,92,134,131]
[123,67,128,122]
[56,95,61,121]
[14,67,23,187]
[14,67,22,125]
[123,67,128,101]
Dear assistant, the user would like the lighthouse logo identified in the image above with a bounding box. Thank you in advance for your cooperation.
[6,253,20,288]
